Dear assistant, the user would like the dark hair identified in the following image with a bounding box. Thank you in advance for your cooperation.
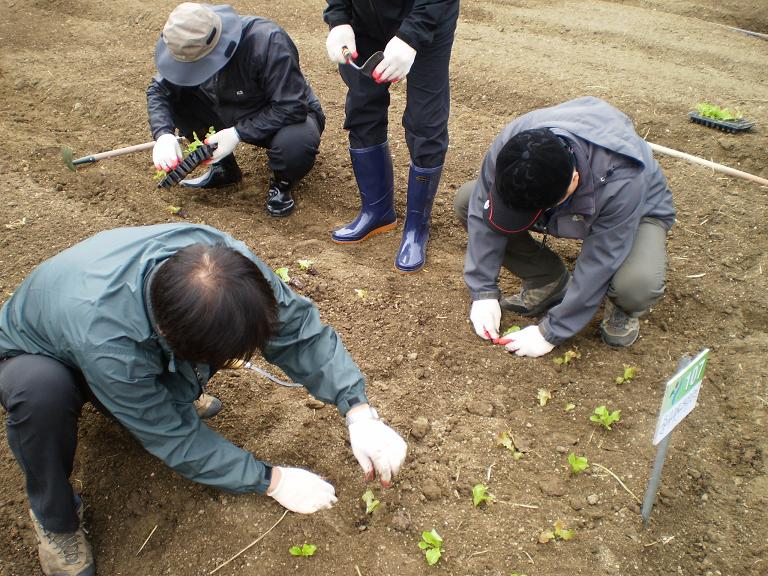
[150,244,278,368]
[495,128,573,210]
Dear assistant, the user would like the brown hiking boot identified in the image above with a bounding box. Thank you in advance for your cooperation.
[194,392,222,419]
[600,299,640,347]
[500,273,570,317]
[29,509,94,576]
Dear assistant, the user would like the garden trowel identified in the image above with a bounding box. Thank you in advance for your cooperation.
[341,46,384,78]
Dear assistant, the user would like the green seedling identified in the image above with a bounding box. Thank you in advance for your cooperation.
[537,388,552,407]
[510,573,528,576]
[472,483,495,507]
[496,430,524,460]
[166,205,188,218]
[354,288,368,299]
[695,102,742,121]
[362,489,380,514]
[275,267,291,283]
[590,405,621,430]
[553,349,580,366]
[539,520,575,543]
[502,325,521,336]
[297,259,314,271]
[418,529,443,566]
[568,453,589,475]
[564,403,576,412]
[289,543,317,557]
[184,126,217,155]
[615,364,637,385]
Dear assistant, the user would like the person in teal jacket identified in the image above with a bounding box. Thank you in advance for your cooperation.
[0,223,406,576]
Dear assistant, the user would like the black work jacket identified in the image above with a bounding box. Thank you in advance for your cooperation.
[147,17,324,143]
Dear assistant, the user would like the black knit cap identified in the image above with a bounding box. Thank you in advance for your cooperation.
[483,128,574,235]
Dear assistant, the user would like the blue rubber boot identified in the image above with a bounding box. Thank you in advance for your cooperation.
[332,141,397,243]
[394,164,443,273]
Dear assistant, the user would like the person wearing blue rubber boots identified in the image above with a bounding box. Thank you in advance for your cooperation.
[323,0,460,272]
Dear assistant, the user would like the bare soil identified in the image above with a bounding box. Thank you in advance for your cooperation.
[1,1,767,575]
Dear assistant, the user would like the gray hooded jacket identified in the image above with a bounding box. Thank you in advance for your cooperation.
[464,97,675,345]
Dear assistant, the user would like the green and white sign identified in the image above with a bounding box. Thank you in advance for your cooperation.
[652,349,709,445]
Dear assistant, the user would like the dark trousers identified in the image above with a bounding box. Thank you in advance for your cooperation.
[0,355,92,533]
[341,19,457,168]
[172,92,322,183]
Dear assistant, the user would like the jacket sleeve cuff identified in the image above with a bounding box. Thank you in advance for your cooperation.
[336,391,369,417]
[471,290,501,301]
[327,18,352,30]
[538,318,565,346]
[395,30,419,52]
[255,464,273,494]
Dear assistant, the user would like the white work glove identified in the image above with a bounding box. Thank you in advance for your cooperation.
[373,36,416,83]
[504,325,555,358]
[205,127,240,163]
[326,24,357,64]
[153,133,182,172]
[266,466,337,514]
[347,406,407,487]
[470,298,501,340]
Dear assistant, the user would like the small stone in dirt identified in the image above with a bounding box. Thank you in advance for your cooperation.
[587,494,600,505]
[539,478,567,497]
[556,445,568,454]
[390,508,411,532]
[406,352,418,361]
[393,355,403,366]
[410,416,430,440]
[569,497,583,511]
[306,398,325,409]
[414,367,426,379]
[420,478,442,501]
[466,400,494,417]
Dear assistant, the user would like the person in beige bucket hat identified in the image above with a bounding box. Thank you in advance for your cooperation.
[148,3,326,216]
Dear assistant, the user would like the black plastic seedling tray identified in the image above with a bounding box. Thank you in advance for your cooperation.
[688,112,755,134]
[157,143,218,188]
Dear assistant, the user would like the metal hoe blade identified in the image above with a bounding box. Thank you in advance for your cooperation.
[341,47,384,78]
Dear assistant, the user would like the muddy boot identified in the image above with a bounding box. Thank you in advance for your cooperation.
[600,299,640,347]
[394,164,443,273]
[500,272,570,317]
[266,176,295,217]
[29,509,94,576]
[180,154,242,189]
[194,392,222,419]
[332,141,397,243]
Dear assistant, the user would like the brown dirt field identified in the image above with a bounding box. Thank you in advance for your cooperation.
[1,1,767,575]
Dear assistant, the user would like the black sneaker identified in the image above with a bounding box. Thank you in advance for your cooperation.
[266,177,295,217]
[180,155,242,189]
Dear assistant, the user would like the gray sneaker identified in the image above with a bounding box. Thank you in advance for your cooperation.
[600,299,640,347]
[194,392,222,419]
[29,509,94,576]
[500,273,570,317]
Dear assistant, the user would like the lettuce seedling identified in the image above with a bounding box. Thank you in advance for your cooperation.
[362,489,380,514]
[289,543,317,557]
[568,453,589,475]
[537,388,551,407]
[539,520,574,543]
[418,529,443,566]
[553,349,580,366]
[615,365,637,385]
[297,259,314,271]
[472,483,495,507]
[502,325,521,336]
[354,288,368,299]
[564,403,576,412]
[695,102,742,121]
[496,431,524,460]
[590,406,621,430]
[275,267,291,283]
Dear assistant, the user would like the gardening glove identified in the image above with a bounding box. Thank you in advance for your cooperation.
[347,405,407,487]
[470,298,501,340]
[504,325,555,358]
[326,24,357,64]
[372,36,416,83]
[153,133,182,172]
[267,466,337,514]
[205,127,240,163]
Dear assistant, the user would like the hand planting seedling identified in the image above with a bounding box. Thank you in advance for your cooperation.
[695,102,742,121]
[472,483,495,507]
[289,543,317,557]
[553,349,580,366]
[418,529,443,566]
[362,489,380,514]
[496,430,524,460]
[567,453,589,475]
[538,520,575,543]
[537,388,551,407]
[590,405,621,430]
[615,364,637,385]
[502,325,521,336]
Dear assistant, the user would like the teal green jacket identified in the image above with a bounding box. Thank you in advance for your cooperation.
[0,224,367,494]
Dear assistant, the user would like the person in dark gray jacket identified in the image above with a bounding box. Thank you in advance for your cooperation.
[454,97,675,357]
[148,3,325,217]
[0,224,406,576]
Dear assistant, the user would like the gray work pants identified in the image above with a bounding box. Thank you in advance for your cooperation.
[454,180,668,314]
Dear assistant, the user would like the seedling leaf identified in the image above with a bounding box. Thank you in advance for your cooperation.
[502,325,521,336]
[362,489,380,514]
[538,530,555,544]
[275,267,291,283]
[537,388,551,407]
[615,364,638,385]
[354,288,368,299]
[695,102,742,121]
[472,483,495,507]
[568,453,589,475]
[297,259,314,271]
[425,548,442,566]
[289,543,317,557]
[421,529,442,547]
[496,431,524,460]
[553,349,581,366]
[419,529,443,565]
[589,405,621,430]
[564,403,576,412]
[554,520,575,541]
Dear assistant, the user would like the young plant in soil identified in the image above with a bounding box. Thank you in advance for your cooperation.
[496,430,524,460]
[695,102,742,121]
[472,483,495,507]
[289,543,317,557]
[502,325,521,336]
[354,288,368,299]
[539,520,575,543]
[568,453,589,475]
[362,488,380,514]
[537,388,551,407]
[274,267,305,290]
[615,364,637,385]
[590,406,621,430]
[553,349,580,366]
[296,259,319,275]
[418,529,443,566]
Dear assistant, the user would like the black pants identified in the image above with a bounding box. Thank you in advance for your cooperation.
[0,355,95,533]
[341,17,457,168]
[172,92,323,183]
